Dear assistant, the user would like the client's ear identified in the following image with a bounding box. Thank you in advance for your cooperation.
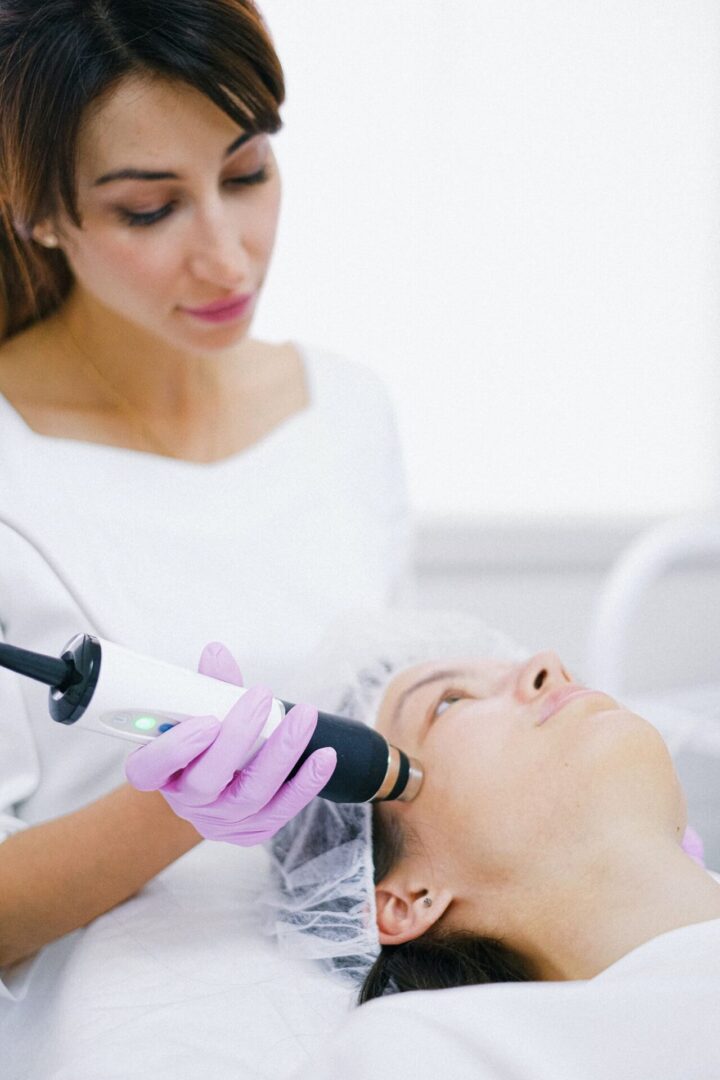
[375,880,453,945]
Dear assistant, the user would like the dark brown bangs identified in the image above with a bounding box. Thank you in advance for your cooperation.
[0,0,285,338]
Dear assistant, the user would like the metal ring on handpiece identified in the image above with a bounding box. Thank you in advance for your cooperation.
[398,758,424,801]
[370,744,401,801]
[370,745,425,802]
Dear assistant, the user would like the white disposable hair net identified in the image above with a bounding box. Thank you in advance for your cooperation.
[261,607,529,987]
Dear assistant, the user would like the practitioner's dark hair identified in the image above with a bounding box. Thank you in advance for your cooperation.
[0,0,284,340]
[358,806,534,1003]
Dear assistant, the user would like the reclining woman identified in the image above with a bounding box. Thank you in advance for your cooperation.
[265,615,720,1008]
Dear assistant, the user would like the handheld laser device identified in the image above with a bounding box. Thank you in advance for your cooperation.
[0,634,423,804]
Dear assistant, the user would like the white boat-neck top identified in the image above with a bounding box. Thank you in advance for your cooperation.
[0,341,411,841]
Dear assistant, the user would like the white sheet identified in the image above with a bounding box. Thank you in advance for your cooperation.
[1,841,355,1080]
[7,861,718,1080]
[291,914,720,1080]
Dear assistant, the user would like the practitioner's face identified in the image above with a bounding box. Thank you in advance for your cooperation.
[42,75,281,351]
[374,651,686,928]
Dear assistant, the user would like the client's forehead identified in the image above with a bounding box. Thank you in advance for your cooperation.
[392,656,514,694]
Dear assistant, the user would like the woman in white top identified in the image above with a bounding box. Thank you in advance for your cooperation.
[0,0,410,994]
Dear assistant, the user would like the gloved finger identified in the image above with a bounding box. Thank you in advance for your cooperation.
[198,641,244,687]
[225,703,320,813]
[681,824,705,867]
[243,747,337,840]
[167,685,273,805]
[125,714,221,791]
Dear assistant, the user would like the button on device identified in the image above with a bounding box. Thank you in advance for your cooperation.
[157,722,177,734]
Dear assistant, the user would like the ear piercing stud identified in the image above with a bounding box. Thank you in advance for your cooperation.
[422,896,433,907]
[31,230,59,248]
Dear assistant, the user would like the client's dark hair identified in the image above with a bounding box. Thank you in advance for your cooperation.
[359,806,534,1003]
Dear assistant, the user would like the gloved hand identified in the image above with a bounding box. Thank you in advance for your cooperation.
[681,824,705,868]
[125,641,337,845]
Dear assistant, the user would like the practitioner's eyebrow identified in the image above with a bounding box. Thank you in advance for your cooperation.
[93,132,254,186]
[390,669,466,728]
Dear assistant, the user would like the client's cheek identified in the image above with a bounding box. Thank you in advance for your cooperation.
[416,774,477,838]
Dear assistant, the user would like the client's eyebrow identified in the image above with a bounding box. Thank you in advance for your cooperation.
[93,132,254,186]
[391,669,465,728]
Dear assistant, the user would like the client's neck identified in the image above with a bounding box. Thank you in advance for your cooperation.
[507,840,720,981]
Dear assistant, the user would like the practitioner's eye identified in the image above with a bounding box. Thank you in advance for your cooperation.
[116,202,177,227]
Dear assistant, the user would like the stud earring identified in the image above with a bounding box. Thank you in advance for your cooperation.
[422,896,433,907]
[32,230,59,249]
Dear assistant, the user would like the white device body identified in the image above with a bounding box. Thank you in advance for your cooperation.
[69,637,286,749]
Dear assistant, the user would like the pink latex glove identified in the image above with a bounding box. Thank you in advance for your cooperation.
[125,641,337,845]
[681,824,706,868]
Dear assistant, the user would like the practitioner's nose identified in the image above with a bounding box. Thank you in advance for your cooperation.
[514,650,572,702]
[186,201,252,290]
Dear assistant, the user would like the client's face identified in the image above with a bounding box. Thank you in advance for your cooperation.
[374,650,686,935]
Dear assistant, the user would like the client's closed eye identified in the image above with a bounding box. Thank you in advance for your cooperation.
[433,694,467,718]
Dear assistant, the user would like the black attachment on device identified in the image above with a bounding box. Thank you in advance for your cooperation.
[0,641,76,690]
[50,634,103,725]
[283,704,394,803]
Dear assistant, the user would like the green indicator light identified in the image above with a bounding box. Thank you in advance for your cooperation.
[134,716,157,731]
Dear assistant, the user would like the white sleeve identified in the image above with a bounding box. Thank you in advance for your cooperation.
[0,620,42,1002]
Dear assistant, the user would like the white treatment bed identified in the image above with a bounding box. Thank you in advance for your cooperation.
[7,841,719,1080]
[292,909,720,1080]
[5,515,720,1079]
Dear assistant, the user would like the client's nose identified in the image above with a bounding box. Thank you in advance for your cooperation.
[515,650,572,702]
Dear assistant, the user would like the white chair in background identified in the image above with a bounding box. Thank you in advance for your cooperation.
[586,513,720,698]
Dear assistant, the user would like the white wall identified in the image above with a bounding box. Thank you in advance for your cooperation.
[254,1,720,519]
[414,516,720,694]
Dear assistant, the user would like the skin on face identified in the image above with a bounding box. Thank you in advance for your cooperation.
[373,650,687,948]
[42,74,282,356]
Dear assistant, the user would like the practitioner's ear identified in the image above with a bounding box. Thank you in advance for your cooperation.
[375,879,453,945]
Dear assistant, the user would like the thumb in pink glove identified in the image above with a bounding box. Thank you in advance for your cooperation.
[125,641,337,845]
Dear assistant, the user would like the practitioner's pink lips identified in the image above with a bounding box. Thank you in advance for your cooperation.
[535,687,616,726]
[183,292,254,315]
[181,292,256,323]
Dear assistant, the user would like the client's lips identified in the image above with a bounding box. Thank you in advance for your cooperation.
[536,686,615,726]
